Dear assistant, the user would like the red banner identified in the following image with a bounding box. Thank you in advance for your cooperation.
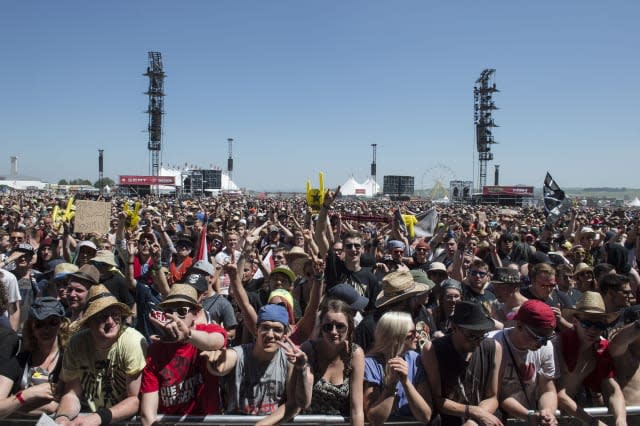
[119,175,176,186]
[482,186,534,196]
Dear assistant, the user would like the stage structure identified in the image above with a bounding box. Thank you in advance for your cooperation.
[383,175,414,200]
[182,169,223,196]
[474,69,499,192]
[227,138,234,188]
[144,52,165,190]
[370,144,377,196]
[449,180,473,202]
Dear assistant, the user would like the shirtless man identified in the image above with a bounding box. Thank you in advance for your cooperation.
[608,308,640,404]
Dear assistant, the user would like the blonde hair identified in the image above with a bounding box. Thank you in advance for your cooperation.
[368,311,414,386]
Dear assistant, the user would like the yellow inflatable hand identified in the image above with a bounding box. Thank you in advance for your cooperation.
[62,197,75,222]
[124,201,142,231]
[306,172,325,213]
[402,214,418,239]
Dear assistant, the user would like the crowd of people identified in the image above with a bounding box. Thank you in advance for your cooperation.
[0,188,639,425]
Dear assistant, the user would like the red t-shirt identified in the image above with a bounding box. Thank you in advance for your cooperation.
[560,328,615,393]
[140,323,227,415]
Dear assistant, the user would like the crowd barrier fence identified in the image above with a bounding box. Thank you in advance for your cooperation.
[5,406,640,426]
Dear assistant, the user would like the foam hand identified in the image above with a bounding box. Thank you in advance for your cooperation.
[306,172,325,213]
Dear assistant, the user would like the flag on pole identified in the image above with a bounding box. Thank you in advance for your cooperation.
[414,207,439,238]
[543,172,570,226]
[196,215,210,264]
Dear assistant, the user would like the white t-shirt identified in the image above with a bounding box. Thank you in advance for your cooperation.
[0,270,21,323]
[488,328,558,408]
[214,249,241,295]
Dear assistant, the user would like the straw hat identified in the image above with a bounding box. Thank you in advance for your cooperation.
[286,247,311,277]
[90,250,119,268]
[158,284,201,308]
[78,284,132,326]
[375,270,430,308]
[574,263,593,275]
[562,291,620,324]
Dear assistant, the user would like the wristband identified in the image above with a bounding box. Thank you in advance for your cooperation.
[295,362,308,371]
[54,413,76,421]
[97,407,112,425]
[313,273,324,281]
[15,390,25,404]
[465,404,470,418]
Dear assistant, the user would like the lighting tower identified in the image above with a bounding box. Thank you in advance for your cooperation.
[144,52,165,181]
[473,69,499,192]
[227,138,234,188]
[98,149,104,192]
[370,144,377,196]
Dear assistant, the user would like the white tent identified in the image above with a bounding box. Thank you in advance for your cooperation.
[628,197,640,208]
[339,176,379,197]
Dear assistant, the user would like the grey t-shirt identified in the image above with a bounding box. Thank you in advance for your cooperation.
[226,343,289,415]
[202,294,238,330]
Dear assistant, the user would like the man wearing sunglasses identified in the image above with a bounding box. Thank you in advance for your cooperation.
[521,263,574,331]
[141,284,227,424]
[462,260,496,317]
[488,300,559,425]
[556,291,627,426]
[315,188,379,312]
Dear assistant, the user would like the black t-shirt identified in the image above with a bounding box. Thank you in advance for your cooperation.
[462,284,497,316]
[325,250,380,312]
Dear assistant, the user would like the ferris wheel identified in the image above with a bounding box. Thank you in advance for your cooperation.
[421,163,457,199]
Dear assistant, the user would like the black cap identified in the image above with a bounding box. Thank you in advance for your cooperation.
[327,283,369,311]
[450,301,494,331]
[184,273,208,294]
[29,297,65,320]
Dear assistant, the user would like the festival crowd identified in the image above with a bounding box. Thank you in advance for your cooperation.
[0,188,639,426]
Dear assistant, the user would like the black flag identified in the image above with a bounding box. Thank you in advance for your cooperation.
[543,172,570,226]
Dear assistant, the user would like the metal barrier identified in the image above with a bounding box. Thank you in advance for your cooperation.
[5,407,640,425]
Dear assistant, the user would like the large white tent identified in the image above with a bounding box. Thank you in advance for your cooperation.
[339,176,380,197]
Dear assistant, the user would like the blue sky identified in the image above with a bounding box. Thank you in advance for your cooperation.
[1,1,638,191]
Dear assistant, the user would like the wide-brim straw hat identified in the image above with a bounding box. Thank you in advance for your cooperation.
[90,250,119,268]
[158,284,201,309]
[286,247,311,277]
[78,284,132,327]
[375,270,430,308]
[562,291,620,324]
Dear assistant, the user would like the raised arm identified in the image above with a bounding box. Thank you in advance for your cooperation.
[293,258,325,342]
[314,187,340,258]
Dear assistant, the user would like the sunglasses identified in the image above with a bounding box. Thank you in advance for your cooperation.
[415,248,429,253]
[460,328,486,342]
[523,324,555,346]
[34,318,62,329]
[138,239,153,245]
[579,318,608,331]
[163,306,194,318]
[392,250,404,255]
[469,270,488,278]
[344,243,362,250]
[321,321,348,334]
[95,310,122,323]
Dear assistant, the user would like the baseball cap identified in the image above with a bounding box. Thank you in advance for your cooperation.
[514,300,556,329]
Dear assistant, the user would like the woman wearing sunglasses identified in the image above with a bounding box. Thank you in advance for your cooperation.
[291,299,365,425]
[0,297,69,418]
[363,311,432,425]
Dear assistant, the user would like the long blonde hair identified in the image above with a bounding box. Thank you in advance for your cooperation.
[368,311,414,386]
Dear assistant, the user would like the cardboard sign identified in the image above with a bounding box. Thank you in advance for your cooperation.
[74,200,111,234]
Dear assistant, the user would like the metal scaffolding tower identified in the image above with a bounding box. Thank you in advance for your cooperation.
[474,69,499,192]
[370,144,377,196]
[144,52,165,180]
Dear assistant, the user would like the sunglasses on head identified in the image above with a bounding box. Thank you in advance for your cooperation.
[579,318,608,331]
[321,321,348,334]
[163,306,193,318]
